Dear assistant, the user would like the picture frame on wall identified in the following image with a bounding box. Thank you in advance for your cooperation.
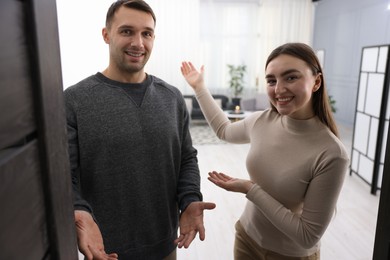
[316,49,325,69]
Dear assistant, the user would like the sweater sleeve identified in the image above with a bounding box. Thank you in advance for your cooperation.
[64,90,94,215]
[177,95,203,212]
[246,151,349,249]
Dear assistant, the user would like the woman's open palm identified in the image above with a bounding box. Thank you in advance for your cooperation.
[208,171,254,194]
[181,61,204,90]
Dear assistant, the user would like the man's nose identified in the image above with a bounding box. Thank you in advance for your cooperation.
[130,34,143,47]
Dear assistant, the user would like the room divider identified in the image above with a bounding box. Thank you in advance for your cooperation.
[350,45,390,195]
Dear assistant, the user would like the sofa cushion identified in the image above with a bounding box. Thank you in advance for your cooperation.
[240,93,269,111]
[183,94,229,120]
[184,97,193,114]
[255,93,269,110]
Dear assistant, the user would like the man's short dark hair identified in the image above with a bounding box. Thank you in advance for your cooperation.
[106,0,156,29]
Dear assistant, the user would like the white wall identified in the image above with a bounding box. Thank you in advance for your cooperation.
[56,0,255,93]
[313,0,390,125]
[56,0,110,88]
[56,0,202,91]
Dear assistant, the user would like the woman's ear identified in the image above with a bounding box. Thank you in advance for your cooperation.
[313,73,322,92]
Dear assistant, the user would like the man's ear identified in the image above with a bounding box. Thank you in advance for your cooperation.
[102,27,110,44]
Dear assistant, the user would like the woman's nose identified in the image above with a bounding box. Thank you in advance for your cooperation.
[275,82,286,94]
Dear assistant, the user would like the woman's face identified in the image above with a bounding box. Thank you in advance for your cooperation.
[265,54,321,120]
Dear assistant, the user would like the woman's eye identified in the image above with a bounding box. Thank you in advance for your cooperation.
[287,75,298,81]
[267,80,276,86]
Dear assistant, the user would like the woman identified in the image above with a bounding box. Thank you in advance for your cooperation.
[180,43,349,259]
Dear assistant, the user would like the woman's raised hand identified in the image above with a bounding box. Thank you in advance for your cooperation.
[181,61,205,91]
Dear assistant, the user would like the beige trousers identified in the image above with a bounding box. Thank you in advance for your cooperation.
[234,221,320,260]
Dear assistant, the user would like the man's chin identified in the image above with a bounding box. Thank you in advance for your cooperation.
[122,64,145,74]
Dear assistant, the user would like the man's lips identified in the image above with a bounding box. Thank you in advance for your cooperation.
[125,51,144,57]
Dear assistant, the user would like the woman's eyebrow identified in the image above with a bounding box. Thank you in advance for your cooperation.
[266,69,300,79]
[281,69,300,76]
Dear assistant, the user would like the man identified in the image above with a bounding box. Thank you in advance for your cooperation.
[64,1,215,259]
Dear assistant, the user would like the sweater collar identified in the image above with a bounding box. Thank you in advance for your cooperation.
[280,114,324,134]
[95,72,152,89]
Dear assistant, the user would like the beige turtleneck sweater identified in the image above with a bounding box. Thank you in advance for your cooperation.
[194,88,349,257]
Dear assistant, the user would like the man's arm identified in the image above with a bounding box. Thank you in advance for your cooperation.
[64,90,94,213]
[64,91,117,259]
[175,97,216,248]
[176,97,203,211]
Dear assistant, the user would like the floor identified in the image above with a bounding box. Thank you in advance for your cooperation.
[78,122,380,259]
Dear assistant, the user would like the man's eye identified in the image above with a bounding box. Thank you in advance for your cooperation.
[143,32,153,38]
[121,29,132,35]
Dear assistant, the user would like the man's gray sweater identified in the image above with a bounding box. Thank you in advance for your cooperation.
[64,73,202,259]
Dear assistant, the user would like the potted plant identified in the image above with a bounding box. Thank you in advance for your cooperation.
[328,95,337,113]
[227,64,246,107]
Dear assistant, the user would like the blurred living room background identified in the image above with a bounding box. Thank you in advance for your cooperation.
[57,0,390,128]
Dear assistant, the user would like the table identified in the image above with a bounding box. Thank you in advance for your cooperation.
[224,111,253,121]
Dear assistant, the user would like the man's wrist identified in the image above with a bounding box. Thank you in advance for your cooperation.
[75,210,92,222]
[180,195,202,213]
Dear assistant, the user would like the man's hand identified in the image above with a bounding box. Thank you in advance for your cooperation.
[208,171,254,194]
[174,201,216,249]
[74,210,118,260]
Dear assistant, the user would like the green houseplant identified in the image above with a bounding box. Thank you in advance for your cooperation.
[328,95,337,113]
[227,64,246,106]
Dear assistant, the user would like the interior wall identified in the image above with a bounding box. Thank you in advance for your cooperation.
[313,0,390,125]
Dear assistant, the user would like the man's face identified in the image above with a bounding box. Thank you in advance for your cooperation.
[103,6,155,76]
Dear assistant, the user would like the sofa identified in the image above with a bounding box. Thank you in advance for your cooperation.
[240,93,270,111]
[183,94,229,120]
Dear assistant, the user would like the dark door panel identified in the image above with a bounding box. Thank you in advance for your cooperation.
[0,0,78,259]
[0,141,48,259]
